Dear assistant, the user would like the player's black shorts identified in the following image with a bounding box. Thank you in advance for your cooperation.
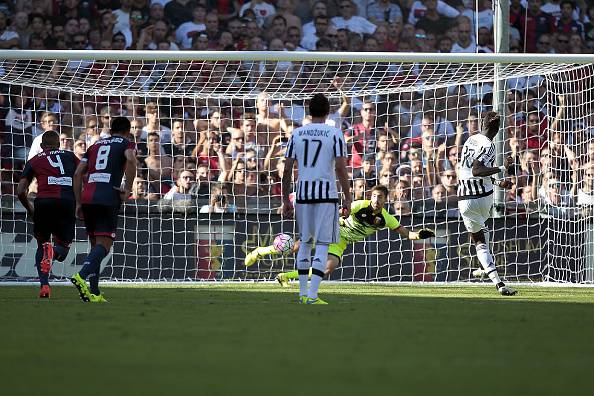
[33,198,76,245]
[82,204,120,240]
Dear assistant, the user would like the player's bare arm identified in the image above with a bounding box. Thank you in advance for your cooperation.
[121,148,137,200]
[281,157,295,218]
[73,161,88,219]
[471,155,513,178]
[393,225,435,240]
[335,156,351,217]
[16,178,34,216]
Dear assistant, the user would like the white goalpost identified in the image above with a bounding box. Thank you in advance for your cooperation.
[1,50,594,284]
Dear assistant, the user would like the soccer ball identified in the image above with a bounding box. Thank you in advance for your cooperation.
[273,233,295,255]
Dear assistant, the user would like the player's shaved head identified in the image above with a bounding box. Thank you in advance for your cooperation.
[41,130,60,150]
[111,116,131,135]
[309,93,330,118]
[482,111,500,139]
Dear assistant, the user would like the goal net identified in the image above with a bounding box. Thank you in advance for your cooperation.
[1,51,593,284]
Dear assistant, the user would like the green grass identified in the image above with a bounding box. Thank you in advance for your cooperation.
[2,283,594,396]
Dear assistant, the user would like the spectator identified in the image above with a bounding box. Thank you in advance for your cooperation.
[163,170,196,200]
[142,101,172,143]
[175,4,206,49]
[59,132,74,151]
[143,132,173,194]
[269,0,301,31]
[0,10,19,49]
[73,138,86,160]
[353,154,377,187]
[164,120,195,157]
[332,0,376,36]
[190,163,212,199]
[415,0,452,38]
[557,1,583,37]
[130,176,159,201]
[353,178,367,200]
[165,0,196,29]
[452,16,477,52]
[513,0,556,53]
[240,0,276,28]
[199,183,237,213]
[367,0,403,25]
[301,15,329,50]
[265,14,288,44]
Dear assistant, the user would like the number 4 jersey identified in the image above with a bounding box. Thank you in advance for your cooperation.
[81,136,135,206]
[457,133,496,200]
[285,123,347,204]
[21,150,80,201]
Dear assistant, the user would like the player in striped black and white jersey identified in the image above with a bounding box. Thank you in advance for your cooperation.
[457,111,517,296]
[282,93,351,305]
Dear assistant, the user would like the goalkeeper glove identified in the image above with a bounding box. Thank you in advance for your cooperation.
[417,228,435,239]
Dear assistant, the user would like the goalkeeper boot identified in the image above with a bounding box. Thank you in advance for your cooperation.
[70,273,91,302]
[39,285,51,299]
[497,283,518,296]
[276,273,289,288]
[40,242,54,274]
[89,293,108,303]
[244,250,261,267]
[305,297,328,305]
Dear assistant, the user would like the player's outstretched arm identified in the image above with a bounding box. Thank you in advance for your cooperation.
[393,225,435,240]
[16,178,34,216]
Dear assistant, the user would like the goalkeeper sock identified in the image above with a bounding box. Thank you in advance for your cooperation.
[256,245,279,257]
[79,245,108,280]
[308,244,328,300]
[296,241,313,297]
[476,243,502,285]
[35,246,49,286]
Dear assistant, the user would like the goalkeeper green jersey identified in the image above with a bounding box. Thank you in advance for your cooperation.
[339,200,400,243]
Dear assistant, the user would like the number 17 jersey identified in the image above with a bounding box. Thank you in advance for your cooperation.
[285,123,347,204]
[457,133,496,200]
[81,136,135,206]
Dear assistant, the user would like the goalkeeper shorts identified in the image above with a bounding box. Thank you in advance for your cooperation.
[328,235,348,262]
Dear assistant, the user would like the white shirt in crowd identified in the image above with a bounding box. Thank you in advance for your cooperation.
[175,21,206,49]
[331,15,376,35]
[239,1,276,27]
[408,0,459,25]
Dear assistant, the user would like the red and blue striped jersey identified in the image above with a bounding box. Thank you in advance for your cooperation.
[81,136,135,206]
[21,150,80,201]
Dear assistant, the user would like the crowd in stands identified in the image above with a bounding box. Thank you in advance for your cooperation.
[1,0,594,218]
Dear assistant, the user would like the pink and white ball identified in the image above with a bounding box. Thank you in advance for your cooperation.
[273,233,295,255]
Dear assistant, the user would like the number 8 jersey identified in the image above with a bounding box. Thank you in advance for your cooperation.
[81,137,136,206]
[285,123,347,204]
[457,134,496,200]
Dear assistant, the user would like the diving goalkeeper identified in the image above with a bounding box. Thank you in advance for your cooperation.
[245,184,435,285]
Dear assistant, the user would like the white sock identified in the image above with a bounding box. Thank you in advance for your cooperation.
[476,243,502,285]
[307,244,328,300]
[296,241,313,297]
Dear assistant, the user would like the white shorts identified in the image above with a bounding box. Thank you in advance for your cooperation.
[458,194,493,233]
[295,202,340,245]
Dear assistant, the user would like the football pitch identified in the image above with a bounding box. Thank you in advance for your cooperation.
[2,283,594,396]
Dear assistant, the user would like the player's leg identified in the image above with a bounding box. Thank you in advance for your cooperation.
[465,197,516,296]
[32,200,52,298]
[51,200,75,264]
[77,205,116,301]
[246,238,300,267]
[277,238,343,285]
[306,203,339,304]
[295,203,313,302]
